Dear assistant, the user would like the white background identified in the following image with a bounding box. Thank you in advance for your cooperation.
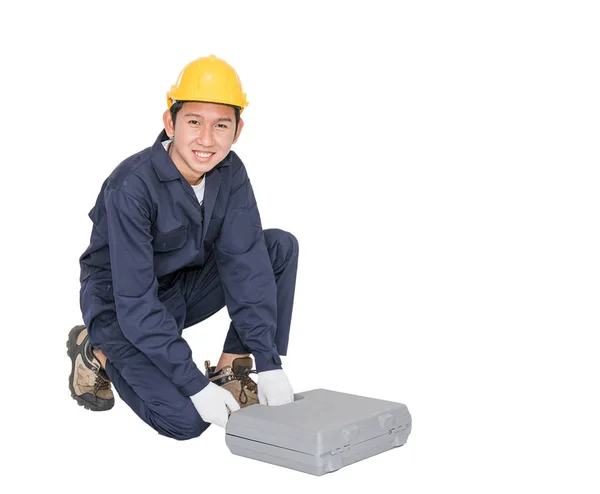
[1,1,599,492]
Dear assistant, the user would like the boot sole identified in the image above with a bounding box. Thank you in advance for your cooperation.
[66,325,114,412]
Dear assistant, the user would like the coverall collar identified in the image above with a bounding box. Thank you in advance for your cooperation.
[151,130,230,183]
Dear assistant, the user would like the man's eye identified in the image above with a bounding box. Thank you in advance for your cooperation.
[216,123,228,129]
[189,120,200,125]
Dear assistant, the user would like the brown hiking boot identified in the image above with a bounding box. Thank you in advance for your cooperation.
[67,325,114,411]
[204,357,259,408]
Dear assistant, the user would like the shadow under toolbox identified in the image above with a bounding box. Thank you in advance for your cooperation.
[225,388,412,476]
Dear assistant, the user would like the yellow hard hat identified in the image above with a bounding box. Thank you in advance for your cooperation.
[167,55,248,113]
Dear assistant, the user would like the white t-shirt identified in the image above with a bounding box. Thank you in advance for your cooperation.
[162,139,205,205]
[191,177,205,206]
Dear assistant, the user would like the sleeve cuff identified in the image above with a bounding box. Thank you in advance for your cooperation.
[254,351,283,373]
[178,371,211,397]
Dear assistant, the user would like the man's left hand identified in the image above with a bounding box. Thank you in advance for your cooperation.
[257,369,294,406]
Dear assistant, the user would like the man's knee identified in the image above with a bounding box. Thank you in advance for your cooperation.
[263,229,299,268]
[149,407,210,441]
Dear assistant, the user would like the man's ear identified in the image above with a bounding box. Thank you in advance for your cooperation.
[232,118,244,144]
[163,109,175,138]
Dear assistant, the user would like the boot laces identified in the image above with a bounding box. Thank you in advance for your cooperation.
[93,372,110,400]
[233,369,258,404]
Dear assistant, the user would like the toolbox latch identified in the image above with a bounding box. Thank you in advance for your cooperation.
[330,444,351,455]
[389,424,407,435]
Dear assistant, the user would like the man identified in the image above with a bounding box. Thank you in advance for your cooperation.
[68,55,299,440]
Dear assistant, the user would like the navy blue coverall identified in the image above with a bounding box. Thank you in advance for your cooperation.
[79,130,299,440]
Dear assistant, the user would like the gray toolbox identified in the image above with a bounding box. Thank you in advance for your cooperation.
[225,388,412,476]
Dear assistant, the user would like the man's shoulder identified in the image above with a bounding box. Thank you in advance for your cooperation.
[227,150,244,169]
[222,150,247,180]
[105,146,154,196]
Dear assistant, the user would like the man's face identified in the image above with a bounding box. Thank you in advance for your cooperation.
[163,101,244,185]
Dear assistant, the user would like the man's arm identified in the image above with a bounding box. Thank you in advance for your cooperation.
[104,186,209,396]
[214,160,283,373]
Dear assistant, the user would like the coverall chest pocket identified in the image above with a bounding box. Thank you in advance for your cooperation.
[151,225,189,252]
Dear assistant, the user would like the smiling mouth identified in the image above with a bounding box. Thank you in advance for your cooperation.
[193,151,215,159]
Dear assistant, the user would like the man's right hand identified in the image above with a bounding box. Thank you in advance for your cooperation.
[190,382,240,428]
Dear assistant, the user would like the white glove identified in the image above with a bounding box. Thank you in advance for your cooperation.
[258,369,294,406]
[190,382,240,428]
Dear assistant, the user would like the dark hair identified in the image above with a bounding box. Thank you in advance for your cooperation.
[170,100,241,136]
